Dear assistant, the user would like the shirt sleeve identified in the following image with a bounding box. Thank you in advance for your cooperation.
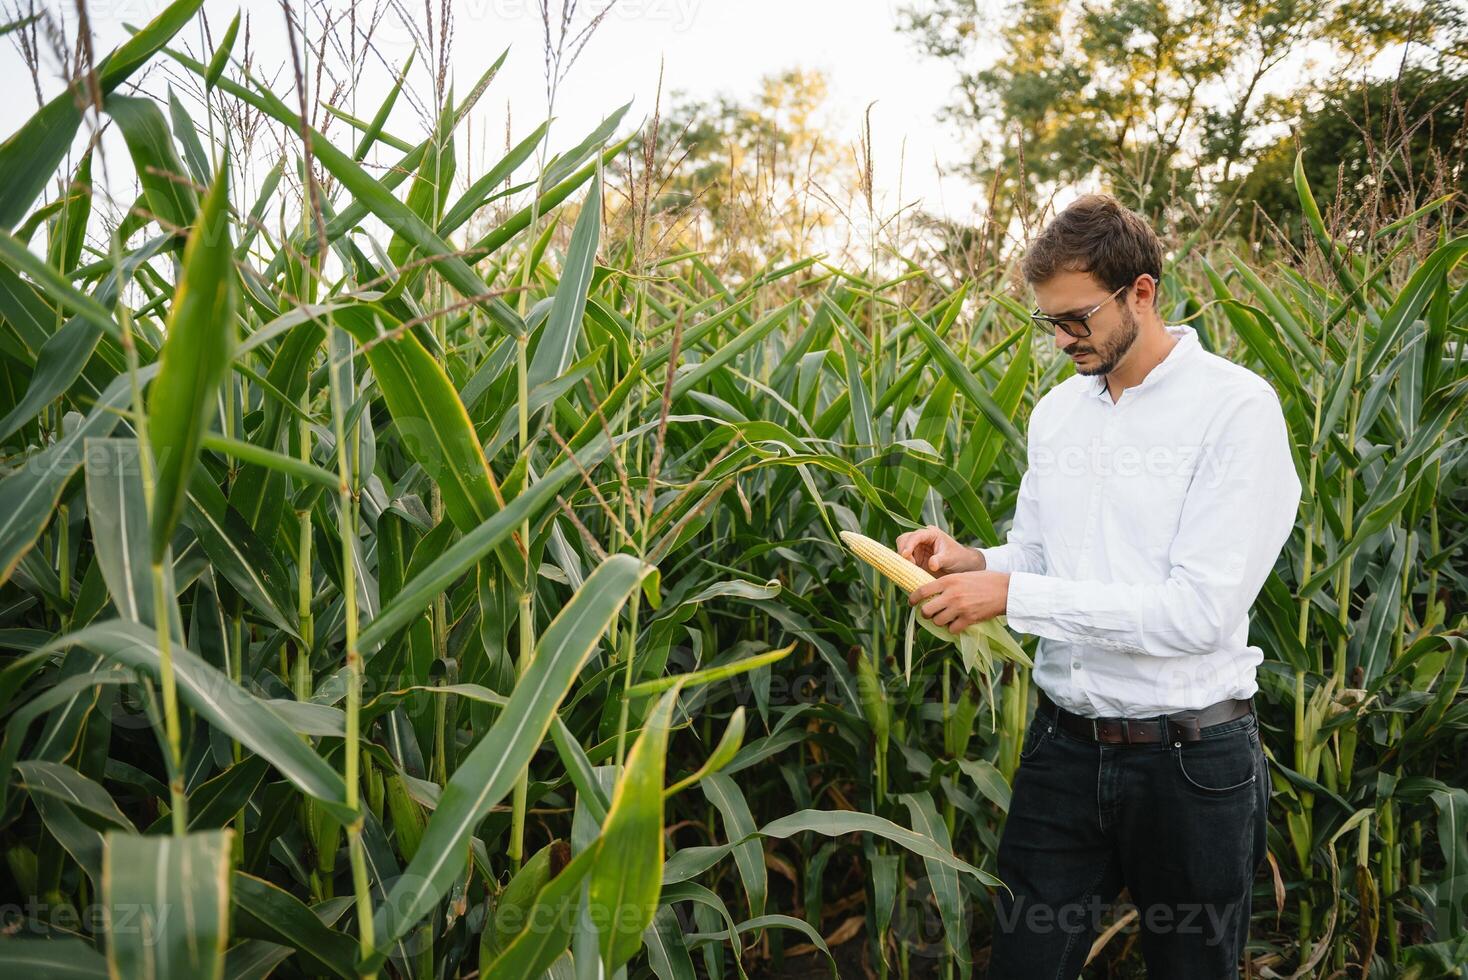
[1003,388,1301,658]
[977,424,1046,575]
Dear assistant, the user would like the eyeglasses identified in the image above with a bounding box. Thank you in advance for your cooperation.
[1029,282,1131,339]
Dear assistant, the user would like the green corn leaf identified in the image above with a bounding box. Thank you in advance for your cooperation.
[0,671,131,818]
[838,329,875,450]
[466,134,632,261]
[1294,151,1365,309]
[0,258,59,361]
[83,439,183,639]
[540,102,631,191]
[28,788,103,885]
[528,169,601,391]
[907,306,1023,449]
[166,87,211,187]
[626,644,795,699]
[39,621,351,821]
[963,325,1031,486]
[221,898,355,980]
[47,150,92,272]
[231,873,357,980]
[0,937,108,977]
[701,772,766,919]
[548,715,612,823]
[481,844,597,978]
[0,372,139,584]
[355,425,615,653]
[1362,237,1468,378]
[0,0,204,228]
[204,13,240,91]
[364,553,653,971]
[102,829,232,980]
[0,229,120,342]
[16,760,133,831]
[1223,252,1324,372]
[387,96,456,269]
[184,475,300,638]
[0,232,168,445]
[147,159,236,563]
[231,68,521,336]
[106,94,199,233]
[200,433,339,492]
[900,792,971,973]
[332,304,503,534]
[665,708,745,798]
[483,840,567,960]
[159,756,270,833]
[589,682,683,973]
[670,302,796,401]
[351,50,415,160]
[439,119,548,235]
[758,809,1001,887]
[644,904,698,980]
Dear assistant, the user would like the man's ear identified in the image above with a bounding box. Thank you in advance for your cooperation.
[1134,273,1159,314]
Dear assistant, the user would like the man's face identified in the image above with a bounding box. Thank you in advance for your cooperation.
[1032,270,1140,376]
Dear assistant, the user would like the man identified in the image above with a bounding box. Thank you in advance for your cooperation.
[897,194,1301,978]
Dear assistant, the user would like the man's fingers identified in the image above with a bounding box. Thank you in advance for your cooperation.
[928,540,951,570]
[908,579,943,603]
[898,527,934,559]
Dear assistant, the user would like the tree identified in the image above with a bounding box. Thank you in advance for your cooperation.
[609,69,855,279]
[1229,63,1468,243]
[897,0,1465,229]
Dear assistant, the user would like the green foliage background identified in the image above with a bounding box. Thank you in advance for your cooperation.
[0,3,1464,978]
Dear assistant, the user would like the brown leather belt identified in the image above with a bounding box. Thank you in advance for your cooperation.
[1036,689,1254,745]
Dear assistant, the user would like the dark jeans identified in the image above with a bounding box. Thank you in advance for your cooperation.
[987,704,1269,979]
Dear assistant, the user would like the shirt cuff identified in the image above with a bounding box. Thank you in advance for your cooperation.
[1004,571,1059,633]
[977,545,1013,573]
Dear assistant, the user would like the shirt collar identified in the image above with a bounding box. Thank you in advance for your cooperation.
[1089,323,1199,401]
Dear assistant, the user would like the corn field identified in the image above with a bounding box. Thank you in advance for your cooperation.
[0,2,1464,978]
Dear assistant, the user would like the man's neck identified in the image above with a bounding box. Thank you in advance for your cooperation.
[1104,320,1177,402]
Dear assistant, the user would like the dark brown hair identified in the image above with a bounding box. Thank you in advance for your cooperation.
[1021,194,1164,293]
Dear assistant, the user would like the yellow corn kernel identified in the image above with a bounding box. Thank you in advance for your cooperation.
[838,530,933,594]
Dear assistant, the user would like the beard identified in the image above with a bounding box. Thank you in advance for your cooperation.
[1068,306,1139,376]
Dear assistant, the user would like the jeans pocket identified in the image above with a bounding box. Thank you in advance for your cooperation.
[1019,716,1054,763]
[1173,731,1257,796]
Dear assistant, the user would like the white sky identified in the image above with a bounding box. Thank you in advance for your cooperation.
[1,0,1003,227]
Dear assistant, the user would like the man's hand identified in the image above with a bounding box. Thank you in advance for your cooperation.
[907,571,1011,632]
[896,525,985,576]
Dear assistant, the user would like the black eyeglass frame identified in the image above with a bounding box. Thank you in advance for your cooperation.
[1029,276,1151,339]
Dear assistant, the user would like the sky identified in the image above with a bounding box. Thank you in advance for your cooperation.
[0,0,1009,228]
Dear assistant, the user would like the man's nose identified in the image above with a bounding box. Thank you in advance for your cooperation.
[1054,327,1079,350]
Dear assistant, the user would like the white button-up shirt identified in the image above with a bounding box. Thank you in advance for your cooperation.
[978,324,1301,718]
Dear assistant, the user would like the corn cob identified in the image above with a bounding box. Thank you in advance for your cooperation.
[841,529,937,594]
[839,530,1031,719]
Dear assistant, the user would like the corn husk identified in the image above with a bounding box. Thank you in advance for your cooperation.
[839,530,1031,718]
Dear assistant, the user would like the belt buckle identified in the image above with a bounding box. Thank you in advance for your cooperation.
[1092,718,1126,743]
